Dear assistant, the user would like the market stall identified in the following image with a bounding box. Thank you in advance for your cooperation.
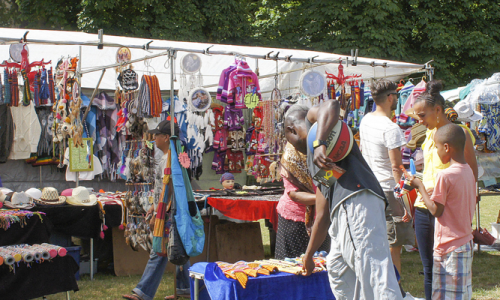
[0,27,431,299]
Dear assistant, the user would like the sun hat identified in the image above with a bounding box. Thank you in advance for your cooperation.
[61,188,73,197]
[35,187,67,205]
[406,123,427,149]
[25,188,42,200]
[454,100,483,122]
[66,186,97,206]
[4,192,35,209]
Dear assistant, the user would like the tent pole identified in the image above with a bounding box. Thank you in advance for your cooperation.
[0,36,426,69]
[170,50,175,135]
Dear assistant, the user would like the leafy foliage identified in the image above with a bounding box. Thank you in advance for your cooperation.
[2,0,500,88]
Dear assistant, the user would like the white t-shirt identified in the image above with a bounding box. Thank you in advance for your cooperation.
[359,113,406,191]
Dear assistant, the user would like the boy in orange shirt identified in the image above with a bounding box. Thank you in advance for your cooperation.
[409,123,476,300]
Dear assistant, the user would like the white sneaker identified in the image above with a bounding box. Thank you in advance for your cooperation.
[403,292,425,300]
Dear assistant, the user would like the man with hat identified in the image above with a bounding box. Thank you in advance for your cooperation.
[123,120,190,300]
[359,79,421,299]
[285,100,403,300]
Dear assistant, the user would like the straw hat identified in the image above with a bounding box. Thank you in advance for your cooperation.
[4,192,35,209]
[406,123,427,149]
[35,187,67,206]
[66,186,97,206]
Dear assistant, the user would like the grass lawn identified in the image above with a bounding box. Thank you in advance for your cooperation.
[36,196,500,300]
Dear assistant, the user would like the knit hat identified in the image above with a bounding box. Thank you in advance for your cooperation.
[445,108,458,122]
[220,172,235,184]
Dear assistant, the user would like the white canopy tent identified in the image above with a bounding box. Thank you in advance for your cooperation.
[0,28,430,97]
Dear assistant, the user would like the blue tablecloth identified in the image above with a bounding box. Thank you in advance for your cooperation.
[189,262,335,300]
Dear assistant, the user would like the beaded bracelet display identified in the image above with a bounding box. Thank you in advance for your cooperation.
[0,210,46,230]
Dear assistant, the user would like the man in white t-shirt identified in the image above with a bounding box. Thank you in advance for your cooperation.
[360,79,419,300]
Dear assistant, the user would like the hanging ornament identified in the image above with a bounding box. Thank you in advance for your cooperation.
[299,70,326,97]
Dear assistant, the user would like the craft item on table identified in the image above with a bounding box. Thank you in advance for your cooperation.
[35,243,67,257]
[3,192,35,210]
[0,210,46,230]
[0,248,21,265]
[34,187,67,206]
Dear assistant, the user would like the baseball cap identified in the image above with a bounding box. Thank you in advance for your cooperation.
[148,119,179,136]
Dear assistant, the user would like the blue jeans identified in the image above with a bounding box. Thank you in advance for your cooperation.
[133,250,191,300]
[414,208,435,300]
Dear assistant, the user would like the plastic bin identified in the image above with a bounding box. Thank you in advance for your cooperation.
[66,246,82,280]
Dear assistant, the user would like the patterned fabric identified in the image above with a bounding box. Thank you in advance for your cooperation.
[432,240,473,300]
[280,143,314,193]
[275,213,330,260]
[478,103,500,151]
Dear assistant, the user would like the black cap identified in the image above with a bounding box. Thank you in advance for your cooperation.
[148,120,179,136]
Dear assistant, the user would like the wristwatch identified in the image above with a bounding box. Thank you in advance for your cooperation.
[312,139,328,149]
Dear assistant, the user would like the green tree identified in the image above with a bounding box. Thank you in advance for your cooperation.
[254,0,500,88]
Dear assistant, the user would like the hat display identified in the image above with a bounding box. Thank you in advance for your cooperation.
[406,123,427,149]
[35,187,66,206]
[4,192,35,209]
[25,188,42,200]
[61,188,73,197]
[66,186,97,206]
[454,100,483,122]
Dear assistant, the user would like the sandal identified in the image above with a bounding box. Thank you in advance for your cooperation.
[123,293,143,300]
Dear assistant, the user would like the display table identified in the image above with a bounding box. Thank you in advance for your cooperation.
[0,255,79,300]
[33,205,102,239]
[189,262,335,300]
[207,194,280,229]
[0,212,51,247]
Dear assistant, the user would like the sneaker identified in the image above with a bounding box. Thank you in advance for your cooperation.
[403,292,425,300]
[404,245,419,252]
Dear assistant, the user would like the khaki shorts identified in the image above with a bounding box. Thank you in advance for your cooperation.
[385,191,415,247]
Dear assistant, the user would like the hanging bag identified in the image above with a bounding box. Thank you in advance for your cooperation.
[171,140,205,257]
[167,192,190,265]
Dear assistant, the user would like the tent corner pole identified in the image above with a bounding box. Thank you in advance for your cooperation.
[170,50,175,136]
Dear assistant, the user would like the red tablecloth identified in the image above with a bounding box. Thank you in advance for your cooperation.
[207,194,280,230]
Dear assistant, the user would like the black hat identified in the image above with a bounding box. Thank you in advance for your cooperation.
[148,120,179,136]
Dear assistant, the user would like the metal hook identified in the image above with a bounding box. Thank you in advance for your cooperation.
[285,55,293,62]
[308,55,319,64]
[265,51,274,60]
[143,40,153,51]
[22,31,29,43]
[204,45,214,55]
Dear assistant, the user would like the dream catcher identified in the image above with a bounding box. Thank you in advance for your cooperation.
[115,47,138,133]
[179,53,203,104]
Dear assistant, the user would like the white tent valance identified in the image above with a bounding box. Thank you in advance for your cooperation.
[0,28,429,96]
